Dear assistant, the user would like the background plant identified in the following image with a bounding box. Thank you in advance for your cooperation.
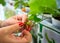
[29,0,60,20]
[14,0,29,9]
[0,0,6,6]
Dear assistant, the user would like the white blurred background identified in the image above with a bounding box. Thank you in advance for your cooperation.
[0,0,28,20]
[0,0,15,20]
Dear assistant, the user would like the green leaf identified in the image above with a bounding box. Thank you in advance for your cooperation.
[0,0,6,6]
[29,0,41,14]
[14,0,29,8]
[39,0,57,8]
[14,1,20,9]
[34,15,41,22]
[28,14,41,22]
[14,0,19,1]
[29,0,57,14]
[14,0,24,8]
[28,14,34,20]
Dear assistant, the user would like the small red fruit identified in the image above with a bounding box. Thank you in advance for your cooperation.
[18,22,24,27]
[26,25,32,31]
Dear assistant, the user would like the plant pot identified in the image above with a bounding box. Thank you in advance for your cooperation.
[52,18,60,28]
[40,19,60,43]
[42,27,60,43]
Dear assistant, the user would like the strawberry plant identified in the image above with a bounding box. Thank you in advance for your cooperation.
[28,0,57,21]
[29,0,60,21]
[29,0,57,14]
[14,0,29,9]
[18,21,33,32]
[14,21,33,37]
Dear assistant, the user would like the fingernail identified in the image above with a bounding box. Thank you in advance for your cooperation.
[18,22,24,27]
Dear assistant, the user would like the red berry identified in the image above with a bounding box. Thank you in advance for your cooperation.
[26,25,32,31]
[18,21,32,32]
[18,22,24,27]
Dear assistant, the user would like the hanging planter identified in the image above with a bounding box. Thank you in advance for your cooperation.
[40,19,60,43]
[52,17,60,28]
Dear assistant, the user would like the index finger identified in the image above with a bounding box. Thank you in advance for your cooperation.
[12,15,22,20]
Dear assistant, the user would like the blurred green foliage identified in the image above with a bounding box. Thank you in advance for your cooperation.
[29,0,57,14]
[0,0,6,6]
[29,0,60,20]
[28,0,57,22]
[14,0,29,9]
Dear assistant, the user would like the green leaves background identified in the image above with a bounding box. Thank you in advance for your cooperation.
[29,0,57,14]
[0,0,6,6]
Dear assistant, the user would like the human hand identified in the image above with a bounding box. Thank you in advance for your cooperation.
[1,14,27,27]
[0,24,32,43]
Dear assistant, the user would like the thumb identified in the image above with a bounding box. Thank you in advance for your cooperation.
[22,30,32,41]
[0,23,20,35]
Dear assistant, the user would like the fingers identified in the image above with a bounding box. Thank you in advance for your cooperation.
[5,33,30,43]
[21,30,32,43]
[3,30,32,43]
[13,14,27,23]
[12,30,32,43]
[5,35,27,43]
[0,23,20,35]
[12,15,22,20]
[3,19,20,26]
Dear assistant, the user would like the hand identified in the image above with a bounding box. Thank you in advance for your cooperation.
[0,24,32,43]
[1,14,27,27]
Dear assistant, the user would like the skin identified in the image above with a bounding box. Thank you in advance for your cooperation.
[1,14,27,27]
[0,14,32,43]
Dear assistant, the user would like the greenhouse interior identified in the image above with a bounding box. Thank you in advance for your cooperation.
[0,0,60,43]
